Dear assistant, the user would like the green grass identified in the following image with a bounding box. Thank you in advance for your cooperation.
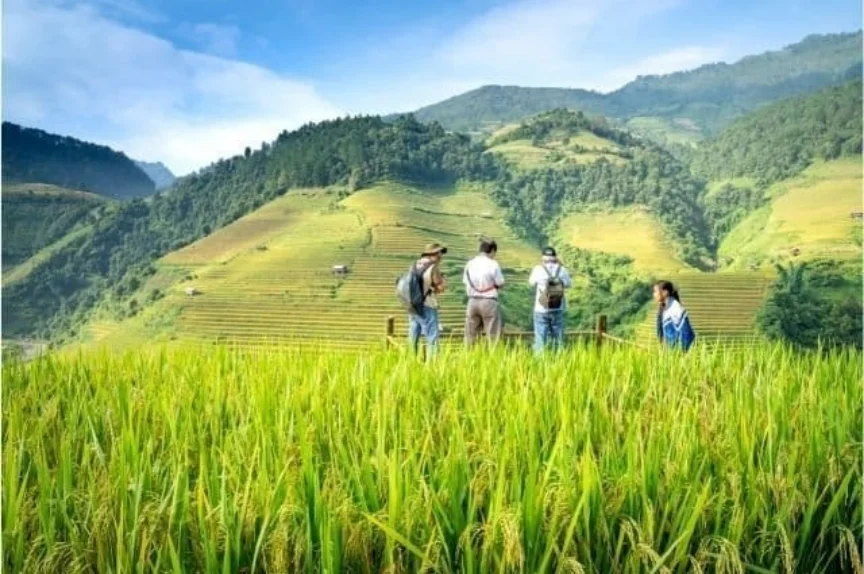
[556,208,692,273]
[3,344,861,572]
[719,158,863,269]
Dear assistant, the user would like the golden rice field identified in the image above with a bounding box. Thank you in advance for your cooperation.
[3,343,861,572]
[719,158,863,269]
[83,183,541,351]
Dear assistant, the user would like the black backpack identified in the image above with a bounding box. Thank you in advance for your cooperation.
[395,261,434,316]
[539,266,564,310]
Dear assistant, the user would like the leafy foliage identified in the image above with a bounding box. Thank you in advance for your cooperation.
[758,261,862,349]
[692,81,862,185]
[1,122,155,199]
[701,183,766,247]
[491,148,712,267]
[2,116,500,338]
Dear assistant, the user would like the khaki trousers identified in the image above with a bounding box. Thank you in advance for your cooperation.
[465,297,503,346]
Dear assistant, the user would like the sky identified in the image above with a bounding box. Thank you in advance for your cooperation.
[2,0,860,175]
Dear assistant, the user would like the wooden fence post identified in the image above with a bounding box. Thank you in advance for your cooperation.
[595,314,607,347]
[385,316,395,349]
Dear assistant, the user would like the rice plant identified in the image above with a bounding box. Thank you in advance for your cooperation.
[2,343,861,572]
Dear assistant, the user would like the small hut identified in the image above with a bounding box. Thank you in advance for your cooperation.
[332,264,349,277]
[849,211,863,220]
[185,287,199,297]
[790,247,801,257]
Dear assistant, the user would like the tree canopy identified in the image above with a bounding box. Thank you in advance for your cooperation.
[1,122,155,199]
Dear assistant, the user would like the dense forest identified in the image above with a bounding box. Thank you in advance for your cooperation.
[692,80,862,184]
[2,123,155,199]
[409,31,862,136]
[2,188,105,269]
[2,116,501,337]
[759,261,862,349]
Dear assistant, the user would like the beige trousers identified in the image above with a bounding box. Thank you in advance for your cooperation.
[465,298,503,346]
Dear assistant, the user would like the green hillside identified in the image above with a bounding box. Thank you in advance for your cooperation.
[485,109,636,170]
[718,159,862,269]
[77,183,547,351]
[1,122,155,199]
[407,31,861,138]
[1,183,108,271]
[2,116,502,340]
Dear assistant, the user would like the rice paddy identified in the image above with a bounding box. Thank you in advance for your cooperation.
[718,158,863,269]
[85,183,541,351]
[3,343,861,572]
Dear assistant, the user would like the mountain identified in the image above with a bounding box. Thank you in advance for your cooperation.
[134,160,175,190]
[411,86,608,134]
[407,31,862,138]
[692,80,862,185]
[2,116,502,339]
[1,122,155,199]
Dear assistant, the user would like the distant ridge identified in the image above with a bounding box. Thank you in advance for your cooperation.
[404,31,862,137]
[1,122,155,199]
[134,160,176,190]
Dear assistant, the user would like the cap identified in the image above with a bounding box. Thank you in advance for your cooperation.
[423,242,448,256]
[542,246,557,257]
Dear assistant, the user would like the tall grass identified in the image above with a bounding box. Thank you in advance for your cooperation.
[3,343,861,572]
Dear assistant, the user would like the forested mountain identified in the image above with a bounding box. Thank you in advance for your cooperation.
[3,116,500,338]
[410,86,608,134]
[692,80,862,184]
[134,161,176,190]
[408,31,862,136]
[2,122,155,199]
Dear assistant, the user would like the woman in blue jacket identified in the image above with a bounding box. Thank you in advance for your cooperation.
[654,280,696,351]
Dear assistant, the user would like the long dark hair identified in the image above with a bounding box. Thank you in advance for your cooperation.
[655,281,681,320]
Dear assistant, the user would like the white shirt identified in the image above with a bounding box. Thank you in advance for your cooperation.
[528,261,572,312]
[463,254,505,299]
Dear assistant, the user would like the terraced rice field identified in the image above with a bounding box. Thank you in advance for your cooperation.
[719,158,862,269]
[166,183,540,350]
[635,272,773,346]
[557,208,691,273]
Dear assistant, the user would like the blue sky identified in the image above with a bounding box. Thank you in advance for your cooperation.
[3,0,860,174]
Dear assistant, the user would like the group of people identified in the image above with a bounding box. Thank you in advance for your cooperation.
[406,239,695,356]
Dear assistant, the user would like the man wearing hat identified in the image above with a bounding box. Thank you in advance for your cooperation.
[528,246,573,353]
[409,242,448,357]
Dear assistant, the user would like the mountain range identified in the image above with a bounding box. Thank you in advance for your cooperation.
[1,30,861,346]
[404,31,862,140]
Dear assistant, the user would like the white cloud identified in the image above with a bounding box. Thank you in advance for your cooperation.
[2,0,341,174]
[601,45,727,90]
[181,22,241,57]
[431,0,687,89]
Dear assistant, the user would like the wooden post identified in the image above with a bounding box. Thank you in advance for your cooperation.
[595,314,607,347]
[385,316,395,349]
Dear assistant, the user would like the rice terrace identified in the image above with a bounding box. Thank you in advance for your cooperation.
[1,9,863,574]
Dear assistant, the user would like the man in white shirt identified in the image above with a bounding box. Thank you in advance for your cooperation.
[528,246,573,353]
[463,239,505,345]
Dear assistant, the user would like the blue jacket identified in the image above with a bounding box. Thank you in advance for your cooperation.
[656,299,695,351]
